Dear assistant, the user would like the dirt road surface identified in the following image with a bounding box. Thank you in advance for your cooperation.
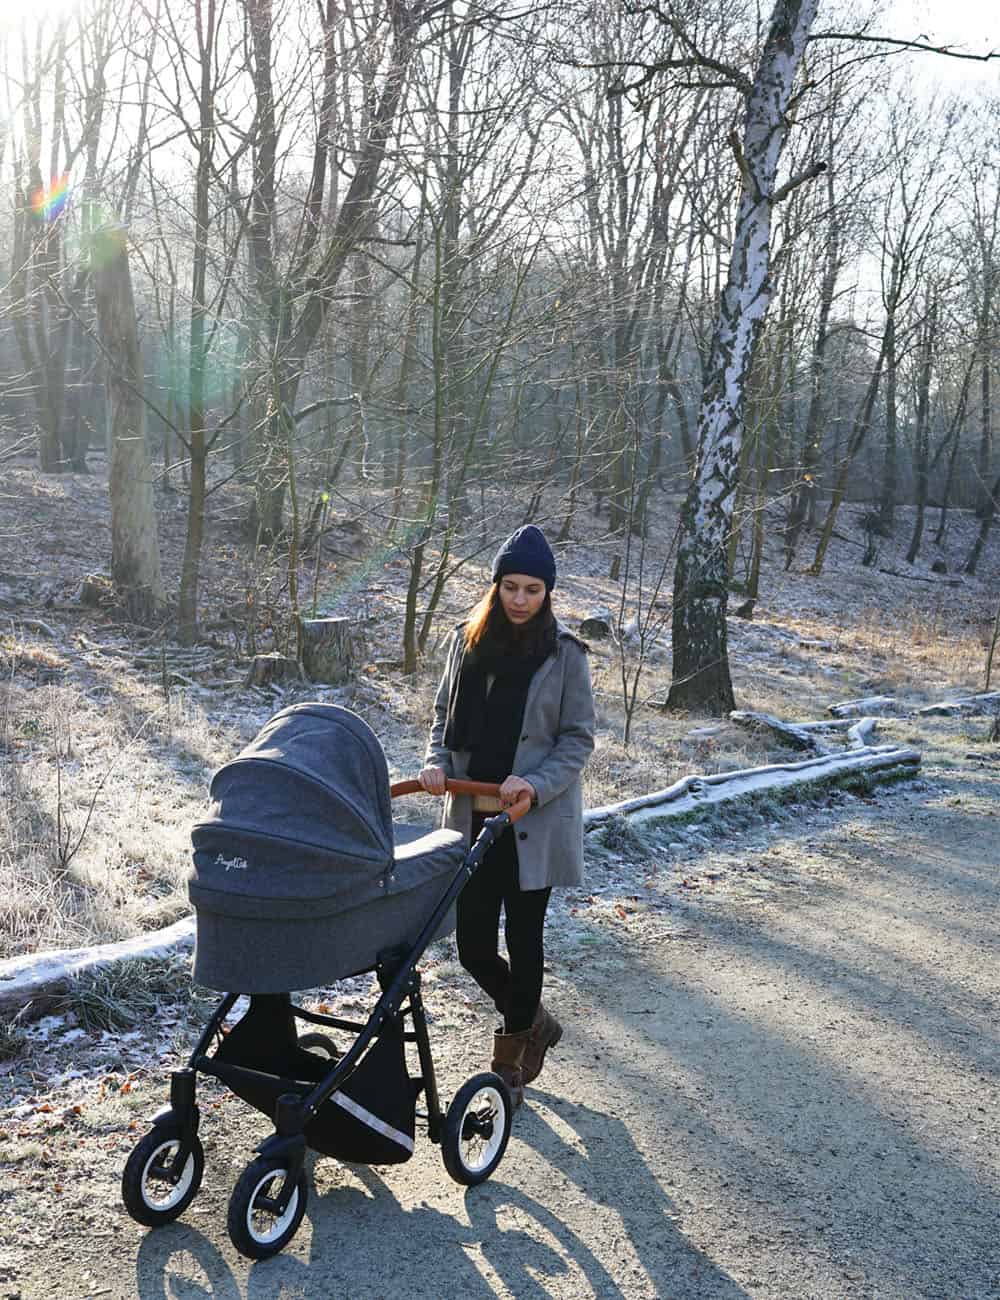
[3,764,998,1300]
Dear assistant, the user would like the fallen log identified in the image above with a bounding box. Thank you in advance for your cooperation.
[729,710,827,753]
[584,743,920,831]
[918,691,1000,717]
[828,696,895,717]
[0,917,195,1019]
[878,567,961,587]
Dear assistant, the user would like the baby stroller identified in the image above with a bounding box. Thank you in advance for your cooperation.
[120,703,530,1260]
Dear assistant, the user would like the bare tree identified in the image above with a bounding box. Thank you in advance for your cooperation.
[904,291,938,564]
[659,0,824,714]
[875,99,952,536]
[810,100,952,575]
[91,224,166,622]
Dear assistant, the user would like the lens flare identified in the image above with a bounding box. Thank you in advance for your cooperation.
[30,174,70,222]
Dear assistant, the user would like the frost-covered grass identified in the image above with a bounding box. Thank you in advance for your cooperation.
[0,669,230,959]
[54,955,220,1033]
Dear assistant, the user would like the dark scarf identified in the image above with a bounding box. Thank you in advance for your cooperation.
[444,622,555,781]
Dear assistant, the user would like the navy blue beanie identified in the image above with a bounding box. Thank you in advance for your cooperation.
[491,525,556,591]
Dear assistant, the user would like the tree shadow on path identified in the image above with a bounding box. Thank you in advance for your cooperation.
[130,1094,751,1300]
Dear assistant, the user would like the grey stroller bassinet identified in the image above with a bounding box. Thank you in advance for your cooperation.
[189,703,466,992]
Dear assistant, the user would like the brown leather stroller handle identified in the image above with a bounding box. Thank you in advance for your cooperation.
[390,778,532,824]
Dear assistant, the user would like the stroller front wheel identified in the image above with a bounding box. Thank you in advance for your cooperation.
[227,1155,308,1259]
[442,1072,512,1186]
[121,1126,205,1227]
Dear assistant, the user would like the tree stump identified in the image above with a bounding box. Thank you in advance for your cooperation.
[78,574,114,608]
[299,617,357,684]
[244,653,300,687]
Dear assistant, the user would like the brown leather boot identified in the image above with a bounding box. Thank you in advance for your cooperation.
[491,1028,531,1109]
[521,1003,563,1086]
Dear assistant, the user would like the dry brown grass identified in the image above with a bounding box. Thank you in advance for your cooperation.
[775,603,985,699]
[0,634,69,680]
[0,669,220,959]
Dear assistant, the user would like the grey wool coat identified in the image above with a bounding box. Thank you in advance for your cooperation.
[423,622,595,889]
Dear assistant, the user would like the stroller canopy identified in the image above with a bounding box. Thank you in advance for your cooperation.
[193,703,395,907]
[190,703,466,991]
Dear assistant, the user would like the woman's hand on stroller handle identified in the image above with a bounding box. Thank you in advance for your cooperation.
[498,775,536,808]
[418,766,447,796]
[391,776,533,823]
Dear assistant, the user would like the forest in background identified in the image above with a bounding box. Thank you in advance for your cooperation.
[2,0,999,698]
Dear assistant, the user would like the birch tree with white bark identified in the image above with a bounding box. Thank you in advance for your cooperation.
[656,0,823,713]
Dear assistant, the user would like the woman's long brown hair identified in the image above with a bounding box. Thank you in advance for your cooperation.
[463,583,554,655]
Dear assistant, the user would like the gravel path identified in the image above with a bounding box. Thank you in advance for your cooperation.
[3,764,998,1300]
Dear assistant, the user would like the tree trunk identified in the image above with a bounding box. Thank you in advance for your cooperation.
[979,323,993,516]
[786,166,838,554]
[932,354,974,546]
[91,227,166,624]
[389,199,427,533]
[666,0,820,714]
[809,332,889,576]
[64,297,91,472]
[905,297,936,565]
[176,0,217,644]
[877,311,898,534]
[964,471,1000,576]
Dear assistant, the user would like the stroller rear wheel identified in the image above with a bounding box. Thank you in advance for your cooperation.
[297,1031,340,1059]
[441,1072,512,1186]
[121,1125,204,1227]
[227,1155,308,1259]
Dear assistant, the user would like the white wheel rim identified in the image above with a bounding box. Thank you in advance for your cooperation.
[141,1139,195,1211]
[246,1168,300,1245]
[458,1085,506,1174]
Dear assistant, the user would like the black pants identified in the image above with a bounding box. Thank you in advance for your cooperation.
[456,815,551,1034]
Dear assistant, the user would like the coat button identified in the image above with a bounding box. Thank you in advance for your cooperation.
[518,831,528,841]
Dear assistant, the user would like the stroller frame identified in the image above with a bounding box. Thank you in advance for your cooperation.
[125,783,532,1257]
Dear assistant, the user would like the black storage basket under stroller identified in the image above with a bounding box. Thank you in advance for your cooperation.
[213,994,419,1165]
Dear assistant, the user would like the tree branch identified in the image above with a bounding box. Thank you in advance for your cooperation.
[809,31,1000,61]
[293,395,360,423]
[605,55,751,99]
[773,159,828,203]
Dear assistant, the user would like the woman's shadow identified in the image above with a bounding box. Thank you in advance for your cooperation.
[478,1090,753,1299]
[299,1093,751,1299]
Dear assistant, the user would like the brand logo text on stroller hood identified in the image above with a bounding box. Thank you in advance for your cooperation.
[215,853,250,871]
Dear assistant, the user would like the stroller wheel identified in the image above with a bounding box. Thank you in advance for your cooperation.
[298,1032,340,1059]
[121,1125,204,1227]
[442,1072,512,1186]
[227,1155,308,1260]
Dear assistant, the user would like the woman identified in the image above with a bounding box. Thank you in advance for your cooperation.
[419,525,595,1105]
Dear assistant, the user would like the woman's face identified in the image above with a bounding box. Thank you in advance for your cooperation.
[498,574,547,626]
